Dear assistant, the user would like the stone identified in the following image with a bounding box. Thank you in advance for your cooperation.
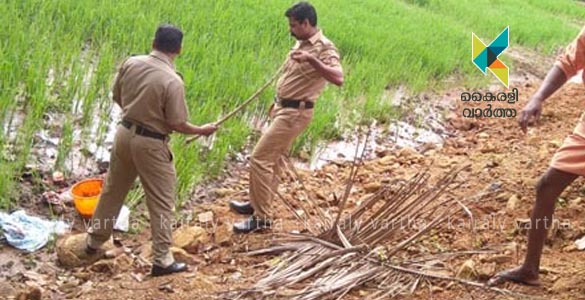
[22,271,47,286]
[503,242,518,256]
[114,254,134,271]
[0,281,16,298]
[526,135,539,145]
[299,150,311,161]
[172,225,210,254]
[105,247,129,259]
[455,259,477,280]
[137,242,153,260]
[52,171,64,183]
[375,148,391,158]
[315,190,327,200]
[482,255,513,264]
[398,147,420,160]
[228,271,241,281]
[170,247,202,265]
[378,155,395,165]
[506,195,520,214]
[214,223,233,246]
[452,237,471,250]
[89,260,116,274]
[495,192,510,202]
[211,206,230,222]
[198,211,215,227]
[575,235,585,250]
[477,132,490,139]
[570,197,583,208]
[15,285,42,300]
[363,182,381,193]
[548,140,562,148]
[479,143,497,153]
[551,276,583,293]
[56,233,115,268]
[212,188,233,197]
[450,117,476,131]
[208,247,232,264]
[477,262,497,280]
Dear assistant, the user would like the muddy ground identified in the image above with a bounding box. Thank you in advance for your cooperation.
[3,53,585,299]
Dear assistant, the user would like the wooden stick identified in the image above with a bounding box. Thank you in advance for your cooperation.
[185,62,286,145]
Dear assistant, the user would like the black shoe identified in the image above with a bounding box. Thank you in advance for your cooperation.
[233,216,272,234]
[229,200,254,215]
[151,262,188,277]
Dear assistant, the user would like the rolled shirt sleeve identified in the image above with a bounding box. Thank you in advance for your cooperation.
[319,46,342,69]
[555,27,585,79]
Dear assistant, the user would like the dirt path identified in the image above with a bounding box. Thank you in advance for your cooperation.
[4,79,585,300]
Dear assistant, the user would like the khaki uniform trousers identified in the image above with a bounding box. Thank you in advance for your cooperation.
[249,104,313,219]
[87,124,176,267]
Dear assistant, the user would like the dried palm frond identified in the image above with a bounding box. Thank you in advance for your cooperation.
[223,128,539,300]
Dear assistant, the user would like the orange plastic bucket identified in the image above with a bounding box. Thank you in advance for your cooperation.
[71,178,103,219]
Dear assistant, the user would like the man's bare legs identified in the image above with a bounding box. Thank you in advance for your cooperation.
[488,168,577,286]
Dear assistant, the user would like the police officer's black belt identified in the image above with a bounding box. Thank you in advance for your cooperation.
[278,99,314,109]
[121,119,167,141]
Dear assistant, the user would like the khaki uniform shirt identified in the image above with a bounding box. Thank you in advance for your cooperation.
[113,50,189,135]
[276,30,342,102]
[555,26,585,84]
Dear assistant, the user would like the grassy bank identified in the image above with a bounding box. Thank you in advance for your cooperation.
[1,0,584,208]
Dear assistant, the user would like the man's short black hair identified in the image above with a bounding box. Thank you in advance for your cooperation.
[154,24,183,54]
[285,2,317,26]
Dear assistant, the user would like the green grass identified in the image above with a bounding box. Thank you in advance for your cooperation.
[1,0,584,209]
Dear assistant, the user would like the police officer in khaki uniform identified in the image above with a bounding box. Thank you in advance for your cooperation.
[85,24,217,276]
[230,2,344,233]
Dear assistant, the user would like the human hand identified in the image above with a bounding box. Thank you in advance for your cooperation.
[198,123,218,136]
[290,50,313,63]
[518,97,543,134]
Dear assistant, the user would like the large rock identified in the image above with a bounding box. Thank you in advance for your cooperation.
[56,233,115,268]
[172,225,210,253]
